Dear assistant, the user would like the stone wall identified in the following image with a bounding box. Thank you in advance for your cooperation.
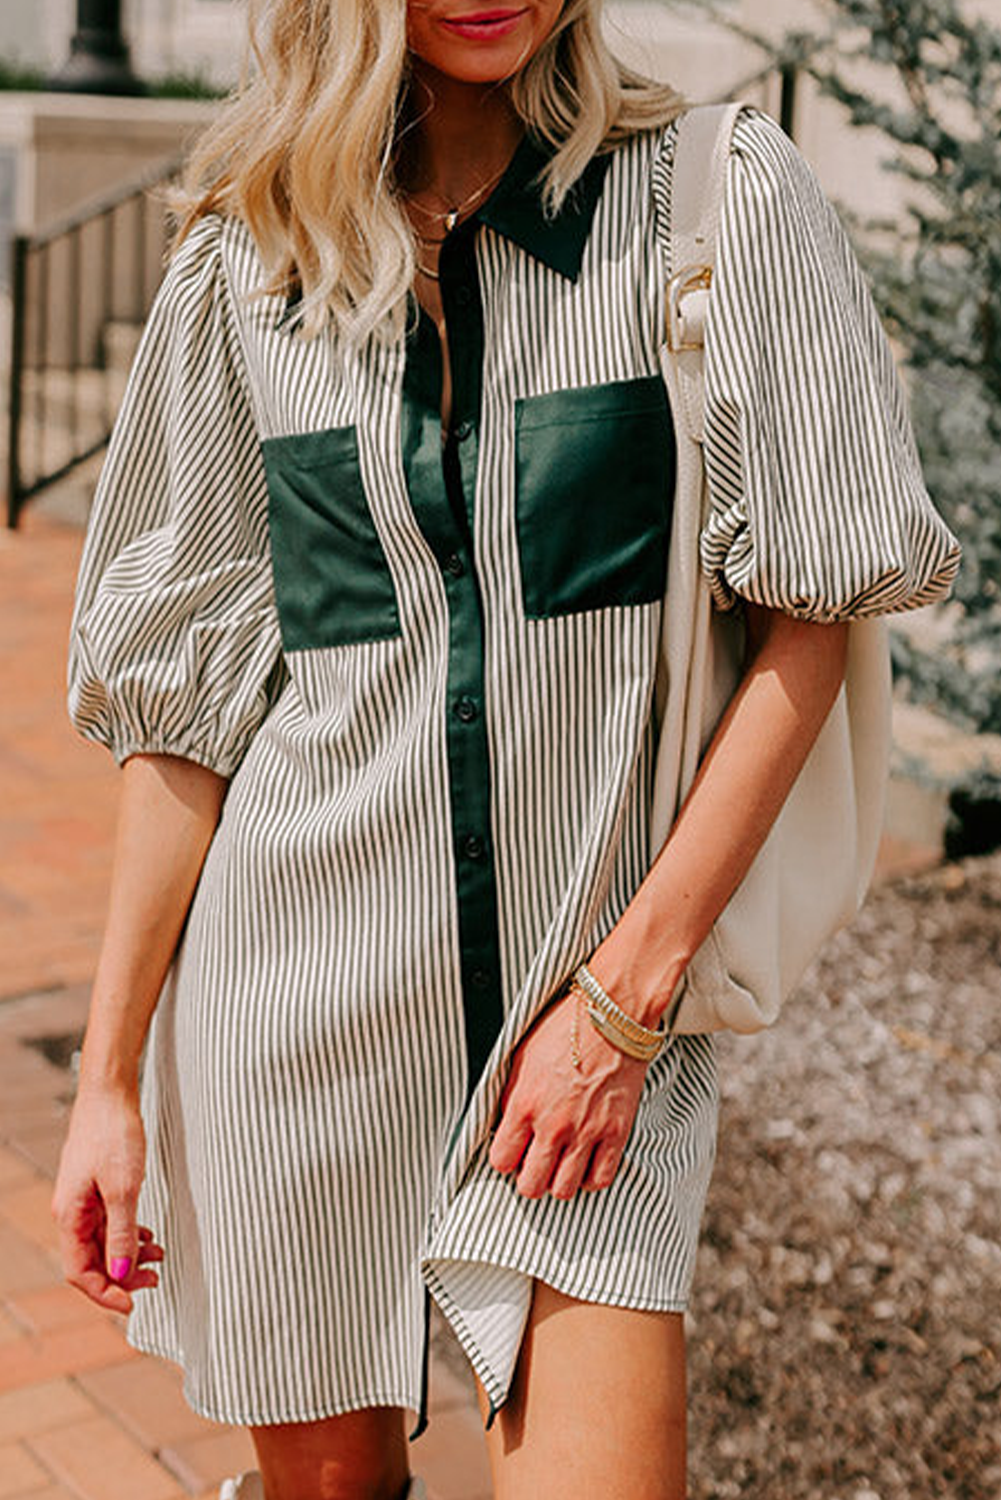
[1,94,214,228]
[0,93,215,291]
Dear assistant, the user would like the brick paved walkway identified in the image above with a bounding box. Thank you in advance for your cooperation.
[0,507,490,1500]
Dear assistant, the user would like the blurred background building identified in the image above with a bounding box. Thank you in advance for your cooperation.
[26,0,243,89]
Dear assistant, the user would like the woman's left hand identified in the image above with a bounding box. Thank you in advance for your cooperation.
[487,989,648,1200]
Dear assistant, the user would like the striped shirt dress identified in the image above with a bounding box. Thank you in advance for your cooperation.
[68,108,960,1430]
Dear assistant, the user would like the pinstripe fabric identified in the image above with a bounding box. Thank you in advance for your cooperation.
[684,114,958,620]
[68,109,959,1427]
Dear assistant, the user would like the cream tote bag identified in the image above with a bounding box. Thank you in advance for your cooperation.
[654,103,893,1034]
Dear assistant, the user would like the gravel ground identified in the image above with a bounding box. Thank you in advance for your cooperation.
[687,853,1001,1500]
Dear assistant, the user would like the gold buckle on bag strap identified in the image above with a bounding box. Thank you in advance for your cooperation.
[666,264,713,353]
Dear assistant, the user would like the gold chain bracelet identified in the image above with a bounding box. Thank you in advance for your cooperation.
[569,985,584,1071]
[572,964,669,1063]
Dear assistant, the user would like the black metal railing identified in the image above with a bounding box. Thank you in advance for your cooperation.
[722,59,800,137]
[5,156,181,528]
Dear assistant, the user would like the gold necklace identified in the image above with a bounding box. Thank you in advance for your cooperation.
[407,161,508,233]
[415,260,440,282]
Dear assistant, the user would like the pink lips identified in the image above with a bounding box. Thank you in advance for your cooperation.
[440,8,528,40]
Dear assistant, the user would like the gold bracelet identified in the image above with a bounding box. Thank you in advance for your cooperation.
[573,964,668,1063]
[569,986,584,1071]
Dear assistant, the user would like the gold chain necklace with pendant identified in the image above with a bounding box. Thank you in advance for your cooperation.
[407,160,508,235]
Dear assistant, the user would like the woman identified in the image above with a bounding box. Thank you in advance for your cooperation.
[53,2,959,1497]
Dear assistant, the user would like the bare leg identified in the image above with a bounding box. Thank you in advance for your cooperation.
[249,1406,411,1500]
[477,1281,687,1500]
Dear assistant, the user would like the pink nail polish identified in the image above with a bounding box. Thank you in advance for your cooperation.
[110,1257,132,1282]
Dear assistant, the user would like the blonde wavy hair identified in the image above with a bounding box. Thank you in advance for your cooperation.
[175,0,684,341]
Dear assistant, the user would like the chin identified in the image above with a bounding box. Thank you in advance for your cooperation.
[443,57,528,84]
[428,40,535,76]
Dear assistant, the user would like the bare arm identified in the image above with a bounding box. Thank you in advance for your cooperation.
[52,753,227,1311]
[489,606,850,1200]
[588,605,850,1025]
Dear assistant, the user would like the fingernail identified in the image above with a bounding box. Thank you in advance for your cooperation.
[110,1257,132,1282]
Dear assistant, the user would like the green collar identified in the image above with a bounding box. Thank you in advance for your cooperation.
[280,133,612,327]
[473,133,612,281]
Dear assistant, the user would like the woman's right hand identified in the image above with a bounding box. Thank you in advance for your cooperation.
[48,756,224,1315]
[51,1086,163,1314]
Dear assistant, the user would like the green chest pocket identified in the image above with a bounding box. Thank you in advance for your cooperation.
[262,426,401,651]
[515,376,676,619]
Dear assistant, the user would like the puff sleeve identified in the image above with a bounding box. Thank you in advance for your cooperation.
[699,109,960,620]
[69,216,286,775]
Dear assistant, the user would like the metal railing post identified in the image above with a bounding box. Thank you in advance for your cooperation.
[48,0,145,97]
[780,62,799,140]
[4,156,181,527]
[6,236,28,529]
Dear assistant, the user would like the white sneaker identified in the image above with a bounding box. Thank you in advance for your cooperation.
[218,1475,265,1500]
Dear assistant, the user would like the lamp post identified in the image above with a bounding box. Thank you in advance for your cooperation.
[48,0,146,95]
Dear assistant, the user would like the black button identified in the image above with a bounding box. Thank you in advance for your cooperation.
[454,285,473,309]
[470,968,491,991]
[454,420,473,443]
[462,834,486,861]
[443,552,465,578]
[454,695,478,723]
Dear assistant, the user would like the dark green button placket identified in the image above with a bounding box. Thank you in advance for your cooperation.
[400,223,504,1102]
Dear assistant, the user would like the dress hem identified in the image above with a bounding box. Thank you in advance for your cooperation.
[424,1245,696,1319]
[124,1327,421,1430]
[423,1249,693,1426]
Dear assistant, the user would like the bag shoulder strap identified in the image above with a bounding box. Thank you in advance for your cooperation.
[666,102,744,445]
